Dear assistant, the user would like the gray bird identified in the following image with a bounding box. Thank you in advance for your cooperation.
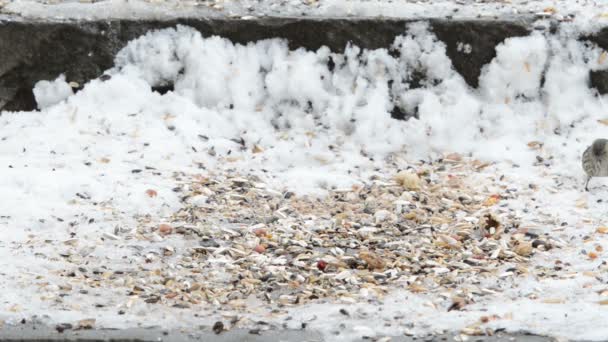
[582,138,608,191]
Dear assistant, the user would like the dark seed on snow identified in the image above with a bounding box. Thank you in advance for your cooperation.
[525,232,539,239]
[532,240,543,248]
[200,238,220,248]
[145,296,160,304]
[212,321,224,334]
[55,323,73,333]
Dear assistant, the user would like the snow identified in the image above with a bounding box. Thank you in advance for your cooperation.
[32,74,74,110]
[2,0,608,33]
[3,18,608,341]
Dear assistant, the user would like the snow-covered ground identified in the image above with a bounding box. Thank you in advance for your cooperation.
[0,0,607,31]
[2,17,608,341]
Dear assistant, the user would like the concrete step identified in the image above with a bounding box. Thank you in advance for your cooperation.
[0,14,606,112]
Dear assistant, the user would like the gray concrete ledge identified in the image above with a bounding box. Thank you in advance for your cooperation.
[0,16,538,111]
[1,15,608,112]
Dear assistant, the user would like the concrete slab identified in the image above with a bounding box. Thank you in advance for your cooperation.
[0,16,536,111]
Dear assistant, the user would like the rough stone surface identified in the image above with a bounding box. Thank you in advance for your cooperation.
[431,20,530,88]
[585,26,608,52]
[589,69,608,95]
[586,28,608,95]
[0,17,534,112]
[0,21,119,111]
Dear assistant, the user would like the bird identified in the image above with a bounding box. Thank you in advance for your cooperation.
[582,138,608,191]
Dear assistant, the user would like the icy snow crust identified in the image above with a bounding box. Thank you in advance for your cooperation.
[3,22,608,340]
[1,0,607,33]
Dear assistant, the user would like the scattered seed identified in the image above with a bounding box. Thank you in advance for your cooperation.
[212,321,224,334]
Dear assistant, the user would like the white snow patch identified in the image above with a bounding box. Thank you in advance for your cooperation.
[33,74,74,109]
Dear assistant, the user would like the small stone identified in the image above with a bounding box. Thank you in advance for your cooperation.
[514,242,533,256]
[359,250,385,270]
[394,171,421,190]
[253,228,267,237]
[254,245,266,254]
[158,224,173,236]
[589,252,599,260]
[145,189,158,198]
